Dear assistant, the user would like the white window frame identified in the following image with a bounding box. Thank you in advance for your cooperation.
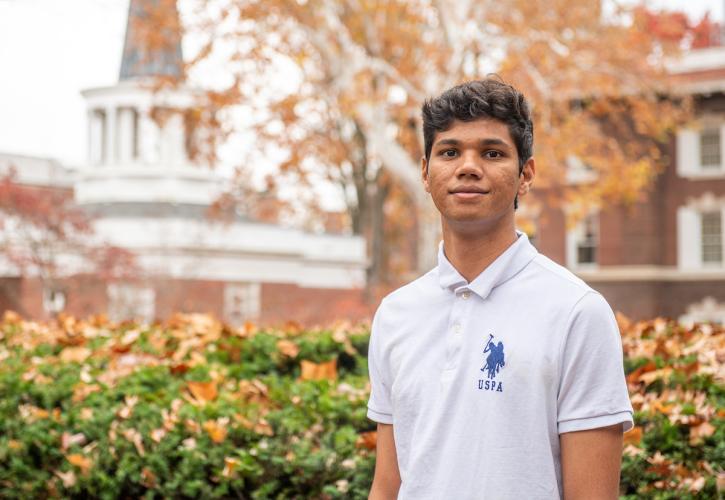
[224,282,261,326]
[565,155,598,185]
[676,120,725,179]
[42,287,66,315]
[677,193,725,270]
[566,211,599,270]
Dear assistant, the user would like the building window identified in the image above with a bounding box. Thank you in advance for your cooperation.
[224,283,261,326]
[702,211,723,264]
[107,283,155,323]
[700,129,721,168]
[43,288,66,315]
[576,214,598,265]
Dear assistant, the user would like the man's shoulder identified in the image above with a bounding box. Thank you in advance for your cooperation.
[378,268,439,312]
[525,253,594,298]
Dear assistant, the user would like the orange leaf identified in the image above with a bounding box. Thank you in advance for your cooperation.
[276,339,300,358]
[223,457,240,478]
[652,401,674,415]
[300,359,337,381]
[689,421,716,445]
[60,347,92,364]
[203,420,228,443]
[623,426,643,446]
[237,379,269,404]
[3,310,21,323]
[254,418,274,436]
[66,454,92,475]
[187,381,218,403]
[355,431,377,450]
[170,363,190,375]
[141,467,157,488]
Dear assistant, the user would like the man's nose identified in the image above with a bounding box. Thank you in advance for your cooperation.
[457,151,483,178]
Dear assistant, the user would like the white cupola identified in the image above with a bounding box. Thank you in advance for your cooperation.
[76,0,220,207]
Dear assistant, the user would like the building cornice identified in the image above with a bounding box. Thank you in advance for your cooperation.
[575,266,725,282]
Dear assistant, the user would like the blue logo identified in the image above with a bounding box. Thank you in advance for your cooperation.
[478,334,504,392]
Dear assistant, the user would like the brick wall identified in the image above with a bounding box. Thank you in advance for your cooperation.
[593,280,725,321]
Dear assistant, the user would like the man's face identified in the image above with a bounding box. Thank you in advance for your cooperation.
[421,118,534,232]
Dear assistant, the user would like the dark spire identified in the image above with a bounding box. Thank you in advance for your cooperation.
[119,0,184,81]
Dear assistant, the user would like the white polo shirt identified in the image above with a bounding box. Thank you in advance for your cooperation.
[367,232,633,500]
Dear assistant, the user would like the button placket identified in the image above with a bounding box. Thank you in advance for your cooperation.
[444,288,472,370]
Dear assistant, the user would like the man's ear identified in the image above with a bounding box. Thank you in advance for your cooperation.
[421,156,430,193]
[518,157,535,197]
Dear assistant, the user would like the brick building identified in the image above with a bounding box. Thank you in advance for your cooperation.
[0,0,370,327]
[532,46,725,323]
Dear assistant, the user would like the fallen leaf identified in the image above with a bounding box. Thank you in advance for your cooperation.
[3,310,21,323]
[61,432,87,452]
[717,472,725,492]
[222,457,239,477]
[689,421,716,445]
[120,329,140,346]
[55,470,77,488]
[626,361,657,385]
[356,431,377,450]
[623,426,643,446]
[185,419,201,434]
[300,359,337,381]
[203,419,228,443]
[60,347,91,364]
[140,467,157,488]
[72,382,101,403]
[688,475,706,492]
[276,339,300,358]
[121,428,145,456]
[66,454,92,475]
[150,428,167,443]
[238,379,269,404]
[187,381,217,403]
[170,363,190,375]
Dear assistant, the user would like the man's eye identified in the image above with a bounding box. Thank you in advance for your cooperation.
[441,149,457,158]
[484,150,503,159]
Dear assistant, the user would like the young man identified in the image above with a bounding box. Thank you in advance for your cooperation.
[366,79,633,500]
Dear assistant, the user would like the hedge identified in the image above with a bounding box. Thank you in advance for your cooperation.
[0,311,722,499]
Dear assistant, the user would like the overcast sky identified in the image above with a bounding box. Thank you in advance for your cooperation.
[0,0,722,167]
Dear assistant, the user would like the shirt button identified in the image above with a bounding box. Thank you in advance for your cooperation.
[453,323,462,334]
[461,291,471,299]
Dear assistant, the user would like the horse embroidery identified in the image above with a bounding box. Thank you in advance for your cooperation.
[481,334,505,379]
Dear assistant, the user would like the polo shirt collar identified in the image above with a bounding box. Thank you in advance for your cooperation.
[437,231,538,300]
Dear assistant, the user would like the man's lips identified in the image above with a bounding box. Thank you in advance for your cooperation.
[449,187,489,199]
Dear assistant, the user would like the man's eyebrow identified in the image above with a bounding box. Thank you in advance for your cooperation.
[434,137,511,147]
[479,138,509,147]
[434,138,461,147]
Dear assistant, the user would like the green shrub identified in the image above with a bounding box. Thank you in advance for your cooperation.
[0,312,722,498]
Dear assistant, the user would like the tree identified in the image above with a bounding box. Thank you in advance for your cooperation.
[146,0,693,276]
[0,169,138,315]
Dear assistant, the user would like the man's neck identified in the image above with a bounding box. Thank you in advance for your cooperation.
[441,219,518,283]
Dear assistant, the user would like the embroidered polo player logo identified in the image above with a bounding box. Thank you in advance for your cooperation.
[481,334,505,379]
[478,334,505,393]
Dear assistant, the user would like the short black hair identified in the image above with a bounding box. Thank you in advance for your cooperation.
[422,78,534,173]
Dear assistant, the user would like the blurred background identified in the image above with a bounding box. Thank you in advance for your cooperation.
[0,2,723,498]
[0,0,724,326]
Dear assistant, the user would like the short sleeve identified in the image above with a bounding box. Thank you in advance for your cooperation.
[557,292,633,434]
[366,302,393,424]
